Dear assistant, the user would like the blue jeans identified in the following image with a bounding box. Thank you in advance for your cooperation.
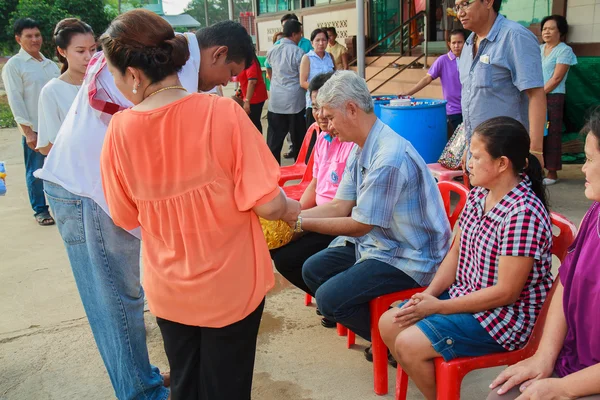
[399,292,505,361]
[22,136,48,215]
[303,243,420,341]
[44,181,168,400]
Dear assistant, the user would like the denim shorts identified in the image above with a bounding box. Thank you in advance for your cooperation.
[398,291,506,361]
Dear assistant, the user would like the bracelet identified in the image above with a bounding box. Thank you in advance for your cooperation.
[294,216,303,233]
[530,150,544,156]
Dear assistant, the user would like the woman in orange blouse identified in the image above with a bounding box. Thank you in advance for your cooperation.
[99,10,301,400]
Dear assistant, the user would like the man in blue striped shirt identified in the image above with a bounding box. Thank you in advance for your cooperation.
[295,71,451,347]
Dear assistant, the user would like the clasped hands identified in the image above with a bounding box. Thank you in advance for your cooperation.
[392,292,443,329]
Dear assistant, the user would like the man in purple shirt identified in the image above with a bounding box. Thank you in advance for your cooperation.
[400,29,466,132]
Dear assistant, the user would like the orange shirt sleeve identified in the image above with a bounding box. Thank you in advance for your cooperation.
[228,102,281,211]
[100,117,140,230]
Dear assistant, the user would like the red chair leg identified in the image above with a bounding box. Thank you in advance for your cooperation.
[347,330,355,348]
[337,323,348,336]
[435,360,464,400]
[370,300,390,395]
[304,293,312,306]
[395,368,409,400]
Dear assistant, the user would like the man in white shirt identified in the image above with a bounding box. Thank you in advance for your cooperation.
[35,20,255,400]
[1,18,60,225]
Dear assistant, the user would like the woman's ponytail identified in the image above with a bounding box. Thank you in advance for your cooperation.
[525,153,549,210]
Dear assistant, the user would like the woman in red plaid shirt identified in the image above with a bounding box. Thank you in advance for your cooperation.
[379,116,553,400]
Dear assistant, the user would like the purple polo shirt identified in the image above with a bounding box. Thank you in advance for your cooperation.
[554,202,600,378]
[427,51,462,116]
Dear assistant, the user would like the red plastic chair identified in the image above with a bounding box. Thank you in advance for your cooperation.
[345,181,470,395]
[438,181,470,229]
[394,212,577,400]
[279,123,320,187]
[427,163,470,188]
[282,151,315,201]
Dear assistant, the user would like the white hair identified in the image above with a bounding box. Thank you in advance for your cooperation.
[316,71,374,113]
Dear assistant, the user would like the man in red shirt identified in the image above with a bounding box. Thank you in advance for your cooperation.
[237,55,269,133]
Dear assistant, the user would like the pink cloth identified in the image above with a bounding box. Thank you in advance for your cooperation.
[312,131,355,205]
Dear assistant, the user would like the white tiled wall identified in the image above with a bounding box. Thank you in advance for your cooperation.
[566,0,600,43]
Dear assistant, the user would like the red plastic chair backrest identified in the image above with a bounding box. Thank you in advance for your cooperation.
[300,151,315,183]
[523,212,577,351]
[437,181,470,230]
[549,212,578,261]
[296,123,320,166]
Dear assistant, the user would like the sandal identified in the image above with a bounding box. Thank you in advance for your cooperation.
[364,345,398,368]
[321,317,337,328]
[35,211,55,226]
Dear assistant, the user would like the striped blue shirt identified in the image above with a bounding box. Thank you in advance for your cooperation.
[331,119,451,286]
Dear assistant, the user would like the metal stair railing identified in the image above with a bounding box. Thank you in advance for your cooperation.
[369,53,425,93]
[365,11,426,67]
[365,10,428,91]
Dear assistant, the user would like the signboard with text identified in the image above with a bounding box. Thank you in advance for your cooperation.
[302,8,357,41]
[257,19,284,53]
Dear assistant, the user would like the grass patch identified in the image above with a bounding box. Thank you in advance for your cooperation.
[0,95,16,129]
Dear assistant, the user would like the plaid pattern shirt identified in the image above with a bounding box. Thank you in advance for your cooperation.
[331,119,451,286]
[451,176,553,351]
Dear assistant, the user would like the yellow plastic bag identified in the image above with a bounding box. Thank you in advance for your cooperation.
[260,218,294,250]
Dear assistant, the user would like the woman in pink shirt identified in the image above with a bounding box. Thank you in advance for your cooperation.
[271,72,355,328]
[487,110,600,400]
[99,10,300,400]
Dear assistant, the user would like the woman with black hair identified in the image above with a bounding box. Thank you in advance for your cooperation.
[299,29,335,130]
[487,110,600,400]
[99,9,300,399]
[37,18,96,155]
[540,14,577,186]
[378,116,554,400]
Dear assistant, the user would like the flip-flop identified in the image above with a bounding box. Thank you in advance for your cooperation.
[35,211,55,226]
[543,178,558,186]
[161,372,170,387]
[321,317,336,328]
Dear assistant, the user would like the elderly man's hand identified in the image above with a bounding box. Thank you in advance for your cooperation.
[282,198,301,227]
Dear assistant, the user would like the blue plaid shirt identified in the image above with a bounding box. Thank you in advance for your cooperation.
[458,14,544,143]
[331,119,451,286]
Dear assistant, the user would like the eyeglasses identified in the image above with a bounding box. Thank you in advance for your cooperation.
[453,0,477,14]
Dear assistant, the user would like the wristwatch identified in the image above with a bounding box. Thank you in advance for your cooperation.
[294,216,303,233]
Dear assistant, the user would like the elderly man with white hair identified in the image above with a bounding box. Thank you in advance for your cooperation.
[296,71,451,360]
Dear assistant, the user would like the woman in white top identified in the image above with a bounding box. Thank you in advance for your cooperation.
[37,18,96,155]
[539,15,577,185]
[300,29,335,131]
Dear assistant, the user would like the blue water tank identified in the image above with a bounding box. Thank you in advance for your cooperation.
[372,95,397,119]
[380,99,447,164]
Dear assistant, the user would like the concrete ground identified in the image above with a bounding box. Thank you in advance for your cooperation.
[0,116,591,400]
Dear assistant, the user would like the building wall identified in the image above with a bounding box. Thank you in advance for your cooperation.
[499,0,552,26]
[566,0,600,43]
[256,2,357,52]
